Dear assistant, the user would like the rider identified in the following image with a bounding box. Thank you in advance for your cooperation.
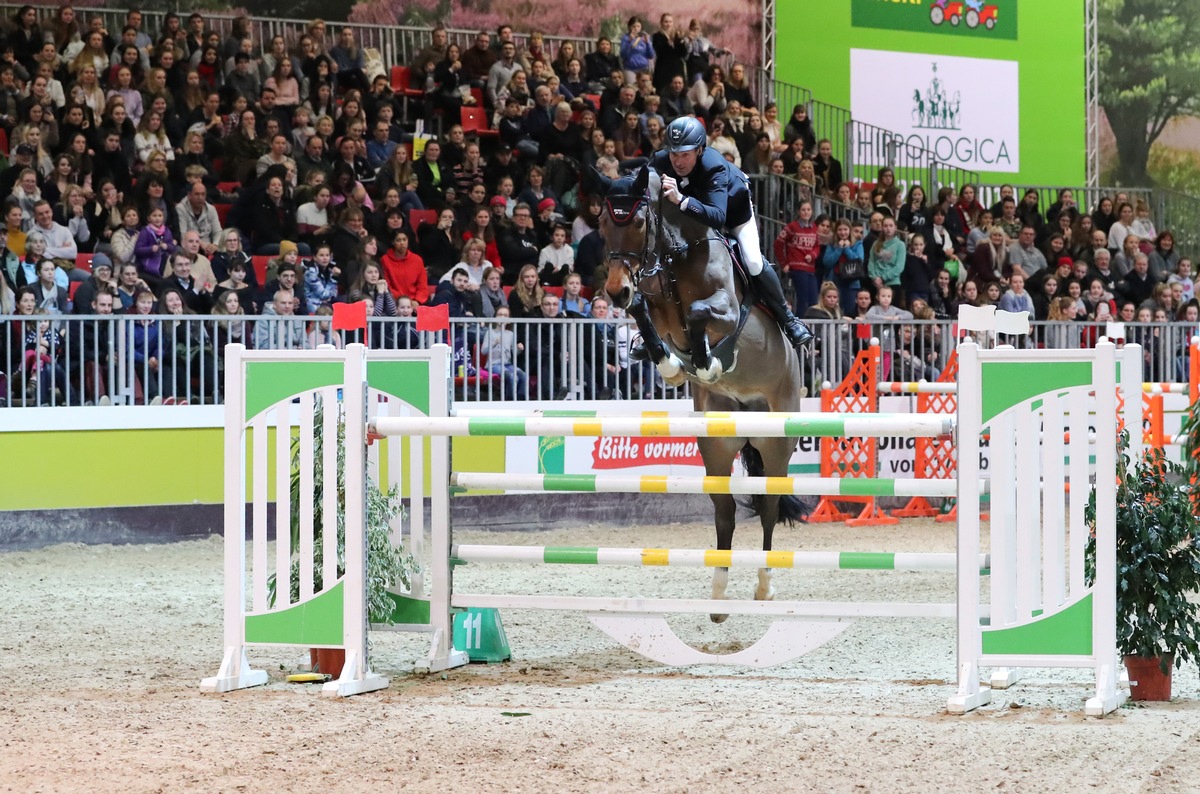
[634,115,814,358]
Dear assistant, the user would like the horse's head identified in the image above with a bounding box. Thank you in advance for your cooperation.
[592,166,659,310]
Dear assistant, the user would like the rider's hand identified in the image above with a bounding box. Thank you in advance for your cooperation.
[662,176,682,205]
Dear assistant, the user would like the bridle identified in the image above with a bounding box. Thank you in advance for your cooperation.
[604,192,657,287]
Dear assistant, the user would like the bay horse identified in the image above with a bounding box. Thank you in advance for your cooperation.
[593,166,807,622]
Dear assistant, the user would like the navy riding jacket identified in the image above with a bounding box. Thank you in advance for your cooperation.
[647,146,754,231]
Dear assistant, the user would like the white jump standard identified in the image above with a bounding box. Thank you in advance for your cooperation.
[204,339,1133,716]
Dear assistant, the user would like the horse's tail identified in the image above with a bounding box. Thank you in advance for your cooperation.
[740,441,811,525]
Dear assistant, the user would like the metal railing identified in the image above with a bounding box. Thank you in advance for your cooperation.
[1152,188,1200,253]
[753,70,981,196]
[4,314,1195,408]
[972,184,1200,252]
[975,184,1153,218]
[0,3,602,80]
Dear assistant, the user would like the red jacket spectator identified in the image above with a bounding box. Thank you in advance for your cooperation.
[380,243,429,304]
[774,220,820,274]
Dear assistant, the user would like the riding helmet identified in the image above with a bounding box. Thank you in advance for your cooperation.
[665,116,706,153]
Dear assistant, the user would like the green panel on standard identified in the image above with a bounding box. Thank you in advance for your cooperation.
[245,581,345,646]
[981,593,1094,657]
[244,361,343,423]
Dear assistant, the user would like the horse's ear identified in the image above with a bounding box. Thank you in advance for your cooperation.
[632,165,650,195]
[644,167,662,198]
[585,166,613,197]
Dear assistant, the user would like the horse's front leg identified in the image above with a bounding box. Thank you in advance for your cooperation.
[630,291,684,382]
[689,293,738,383]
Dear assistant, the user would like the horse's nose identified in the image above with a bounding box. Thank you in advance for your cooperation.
[615,285,632,309]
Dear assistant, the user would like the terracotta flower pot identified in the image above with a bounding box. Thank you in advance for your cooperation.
[1124,653,1173,701]
[315,648,346,679]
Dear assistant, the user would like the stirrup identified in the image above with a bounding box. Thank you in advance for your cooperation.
[784,319,815,350]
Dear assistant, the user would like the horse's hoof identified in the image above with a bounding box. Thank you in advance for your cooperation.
[695,360,724,383]
[755,584,776,602]
[710,613,729,624]
[656,354,683,379]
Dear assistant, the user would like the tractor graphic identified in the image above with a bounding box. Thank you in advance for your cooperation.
[930,0,999,29]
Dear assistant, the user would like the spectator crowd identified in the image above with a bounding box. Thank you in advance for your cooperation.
[0,5,1193,405]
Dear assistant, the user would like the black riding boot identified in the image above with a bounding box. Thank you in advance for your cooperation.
[752,266,814,350]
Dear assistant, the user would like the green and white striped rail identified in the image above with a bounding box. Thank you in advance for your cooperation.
[370,412,956,439]
[452,545,988,572]
[449,472,980,497]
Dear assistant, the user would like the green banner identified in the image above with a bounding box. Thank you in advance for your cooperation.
[779,0,1084,185]
[851,0,1018,41]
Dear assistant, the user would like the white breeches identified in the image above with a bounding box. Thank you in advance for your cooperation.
[732,217,765,275]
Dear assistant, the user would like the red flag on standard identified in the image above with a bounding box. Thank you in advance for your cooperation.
[332,301,368,331]
[416,303,450,332]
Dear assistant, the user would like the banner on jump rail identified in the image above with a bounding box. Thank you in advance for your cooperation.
[468,397,998,482]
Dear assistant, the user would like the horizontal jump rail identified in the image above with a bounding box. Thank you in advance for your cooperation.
[877,381,958,394]
[1143,383,1188,394]
[450,472,981,497]
[371,412,956,439]
[877,381,1185,395]
[452,545,989,572]
[451,593,976,619]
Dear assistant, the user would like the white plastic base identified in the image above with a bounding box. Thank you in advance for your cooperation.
[587,614,849,668]
[1083,664,1128,716]
[415,628,470,674]
[947,687,993,714]
[1084,690,1127,717]
[321,649,389,698]
[989,667,1020,689]
[200,647,270,693]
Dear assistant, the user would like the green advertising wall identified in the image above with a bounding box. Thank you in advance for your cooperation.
[777,0,1086,186]
[0,428,504,512]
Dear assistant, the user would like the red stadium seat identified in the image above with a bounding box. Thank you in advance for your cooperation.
[408,209,437,230]
[390,65,406,92]
[461,106,498,138]
[74,253,93,273]
[68,281,81,301]
[251,255,272,286]
[214,203,232,226]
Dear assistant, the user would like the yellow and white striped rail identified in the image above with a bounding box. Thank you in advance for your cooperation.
[877,381,1187,396]
[371,411,956,439]
[450,472,980,497]
[877,381,958,394]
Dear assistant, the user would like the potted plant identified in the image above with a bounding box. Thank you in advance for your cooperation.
[269,399,417,678]
[1087,428,1200,701]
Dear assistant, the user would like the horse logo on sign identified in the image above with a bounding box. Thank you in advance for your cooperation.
[912,63,962,130]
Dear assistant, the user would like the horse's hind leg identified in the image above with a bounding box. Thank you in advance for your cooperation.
[753,437,798,602]
[709,491,736,623]
[700,436,742,623]
[755,493,779,603]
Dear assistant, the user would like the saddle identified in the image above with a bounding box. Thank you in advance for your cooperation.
[726,237,753,296]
